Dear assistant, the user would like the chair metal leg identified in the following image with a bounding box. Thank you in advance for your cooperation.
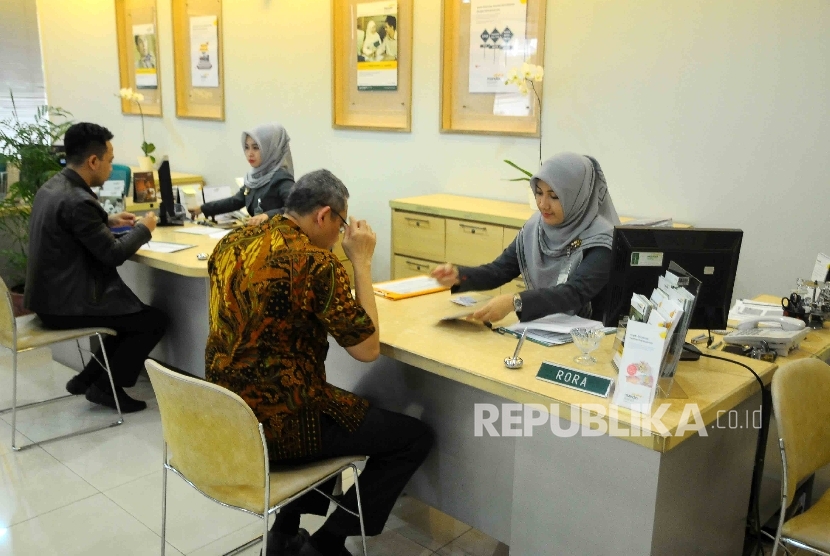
[96,333,123,422]
[11,348,18,450]
[161,442,168,556]
[261,424,270,556]
[8,335,124,451]
[75,339,86,372]
[351,464,368,556]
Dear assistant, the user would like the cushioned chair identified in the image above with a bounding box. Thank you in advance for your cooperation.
[0,277,123,450]
[771,358,830,556]
[144,359,368,556]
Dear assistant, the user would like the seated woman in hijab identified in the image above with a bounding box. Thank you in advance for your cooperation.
[432,152,620,323]
[190,123,295,226]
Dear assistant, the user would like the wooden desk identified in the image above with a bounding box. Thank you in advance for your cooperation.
[117,233,772,555]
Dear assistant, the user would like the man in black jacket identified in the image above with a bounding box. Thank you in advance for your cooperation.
[24,123,168,413]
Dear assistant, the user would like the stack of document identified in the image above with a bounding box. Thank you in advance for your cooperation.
[728,299,783,324]
[501,314,607,347]
[624,217,673,227]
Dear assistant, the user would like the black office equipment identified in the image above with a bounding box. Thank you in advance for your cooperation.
[157,160,185,226]
[603,227,743,330]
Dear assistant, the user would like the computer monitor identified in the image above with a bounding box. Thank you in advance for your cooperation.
[602,227,743,330]
[157,160,184,226]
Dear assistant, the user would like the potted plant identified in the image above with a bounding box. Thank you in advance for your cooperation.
[0,92,73,315]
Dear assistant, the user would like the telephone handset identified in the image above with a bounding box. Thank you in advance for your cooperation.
[735,316,806,331]
[725,316,809,356]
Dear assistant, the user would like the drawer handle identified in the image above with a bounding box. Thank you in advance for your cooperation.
[406,261,428,271]
[405,217,430,228]
[459,224,487,234]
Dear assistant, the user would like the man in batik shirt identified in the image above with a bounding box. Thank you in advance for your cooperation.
[206,169,432,556]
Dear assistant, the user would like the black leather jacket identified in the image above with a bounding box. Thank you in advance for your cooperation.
[24,168,151,316]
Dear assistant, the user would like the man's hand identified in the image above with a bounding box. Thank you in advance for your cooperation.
[341,217,376,268]
[472,293,515,324]
[431,263,460,287]
[189,206,202,219]
[247,214,269,226]
[108,212,137,228]
[137,211,158,233]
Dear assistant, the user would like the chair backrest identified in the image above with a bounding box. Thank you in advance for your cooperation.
[771,358,830,502]
[144,359,267,493]
[0,276,16,350]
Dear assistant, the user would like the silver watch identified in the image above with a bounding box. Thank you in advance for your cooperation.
[513,293,523,313]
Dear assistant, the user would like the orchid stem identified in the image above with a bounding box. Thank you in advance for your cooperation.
[529,80,542,169]
[136,100,147,156]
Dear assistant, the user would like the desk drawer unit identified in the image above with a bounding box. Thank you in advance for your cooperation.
[445,218,504,267]
[394,256,439,279]
[392,211,446,262]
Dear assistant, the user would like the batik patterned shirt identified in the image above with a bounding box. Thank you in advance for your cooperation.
[206,216,375,460]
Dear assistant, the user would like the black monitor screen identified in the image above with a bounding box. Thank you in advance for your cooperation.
[602,227,743,330]
[157,160,176,218]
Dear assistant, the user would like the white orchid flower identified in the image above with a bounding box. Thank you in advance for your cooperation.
[134,93,145,103]
[533,67,544,82]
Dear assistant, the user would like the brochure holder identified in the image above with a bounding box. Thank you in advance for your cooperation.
[657,262,701,395]
[613,262,701,412]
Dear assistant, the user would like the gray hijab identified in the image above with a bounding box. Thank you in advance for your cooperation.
[241,123,294,190]
[517,152,620,293]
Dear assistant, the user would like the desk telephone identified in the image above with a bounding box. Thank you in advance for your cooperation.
[723,316,809,356]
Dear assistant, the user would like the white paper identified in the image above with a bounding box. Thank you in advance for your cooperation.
[174,226,220,235]
[493,91,531,116]
[356,1,398,91]
[101,180,125,196]
[811,253,830,282]
[190,16,219,88]
[506,313,603,335]
[140,241,195,254]
[728,299,784,323]
[374,276,442,295]
[209,229,231,239]
[133,23,158,89]
[469,0,529,93]
[450,293,492,307]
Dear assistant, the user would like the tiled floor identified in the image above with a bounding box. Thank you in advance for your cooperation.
[0,352,509,556]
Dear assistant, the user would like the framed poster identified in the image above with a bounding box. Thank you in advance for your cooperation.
[332,0,413,131]
[172,0,225,120]
[440,0,547,136]
[115,0,162,117]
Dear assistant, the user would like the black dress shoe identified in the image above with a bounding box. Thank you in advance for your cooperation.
[294,530,353,556]
[66,375,90,395]
[85,383,147,413]
[260,529,308,556]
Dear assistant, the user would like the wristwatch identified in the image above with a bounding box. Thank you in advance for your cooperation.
[513,292,523,314]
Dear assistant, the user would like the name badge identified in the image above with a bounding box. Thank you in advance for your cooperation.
[557,272,569,285]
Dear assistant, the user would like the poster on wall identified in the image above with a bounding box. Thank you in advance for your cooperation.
[468,0,529,93]
[133,23,158,89]
[190,15,220,88]
[356,1,398,91]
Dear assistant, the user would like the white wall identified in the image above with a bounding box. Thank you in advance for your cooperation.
[33,0,830,297]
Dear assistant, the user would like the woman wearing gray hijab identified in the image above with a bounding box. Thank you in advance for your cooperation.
[432,152,620,323]
[190,123,295,226]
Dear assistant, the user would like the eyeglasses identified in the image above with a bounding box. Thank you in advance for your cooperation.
[331,209,348,234]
